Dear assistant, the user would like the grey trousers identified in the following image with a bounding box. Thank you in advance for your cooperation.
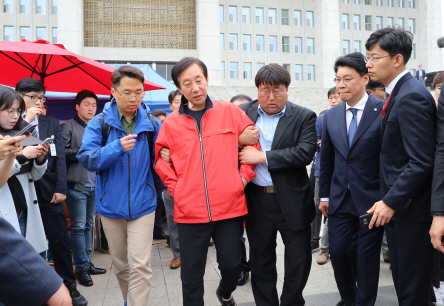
[419,77,426,86]
[162,189,180,258]
[320,219,329,250]
[311,177,322,241]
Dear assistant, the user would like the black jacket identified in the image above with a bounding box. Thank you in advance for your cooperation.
[432,83,444,215]
[239,100,317,231]
[61,115,89,191]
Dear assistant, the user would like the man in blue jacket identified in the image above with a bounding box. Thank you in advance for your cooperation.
[77,66,161,306]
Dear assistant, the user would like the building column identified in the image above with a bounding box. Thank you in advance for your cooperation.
[417,0,443,73]
[316,0,342,88]
[196,0,221,86]
[58,0,84,55]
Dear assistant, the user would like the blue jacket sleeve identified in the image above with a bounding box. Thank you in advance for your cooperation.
[76,117,127,172]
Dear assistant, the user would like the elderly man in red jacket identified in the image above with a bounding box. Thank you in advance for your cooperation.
[155,57,259,306]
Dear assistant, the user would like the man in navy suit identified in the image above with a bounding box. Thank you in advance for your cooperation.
[319,52,384,306]
[16,78,87,306]
[365,27,436,306]
[415,65,427,86]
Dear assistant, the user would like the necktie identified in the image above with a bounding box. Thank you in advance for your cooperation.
[31,115,39,138]
[382,91,392,118]
[348,108,357,147]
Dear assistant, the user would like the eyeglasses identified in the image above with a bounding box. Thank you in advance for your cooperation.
[259,88,285,97]
[333,77,356,85]
[23,94,47,103]
[114,88,145,101]
[364,55,390,64]
[2,109,22,117]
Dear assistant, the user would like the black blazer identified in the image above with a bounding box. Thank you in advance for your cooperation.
[239,100,317,232]
[380,72,436,222]
[27,115,67,203]
[319,95,383,215]
[431,83,444,214]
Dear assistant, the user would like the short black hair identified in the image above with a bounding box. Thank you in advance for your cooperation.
[255,64,291,88]
[168,90,182,104]
[152,109,167,118]
[366,78,385,90]
[171,57,208,88]
[75,90,98,106]
[334,52,368,76]
[230,94,252,103]
[15,78,46,95]
[111,65,144,88]
[327,86,338,98]
[0,86,25,131]
[365,27,413,65]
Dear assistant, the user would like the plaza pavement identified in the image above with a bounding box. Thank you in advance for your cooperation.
[80,230,397,306]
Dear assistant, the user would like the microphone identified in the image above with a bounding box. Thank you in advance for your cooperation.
[438,37,444,48]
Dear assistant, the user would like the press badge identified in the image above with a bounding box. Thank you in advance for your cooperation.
[50,143,57,156]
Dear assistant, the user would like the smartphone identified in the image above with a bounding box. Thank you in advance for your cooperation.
[15,122,38,136]
[359,213,374,229]
[40,135,54,146]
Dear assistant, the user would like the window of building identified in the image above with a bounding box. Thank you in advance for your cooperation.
[398,0,404,7]
[282,9,289,25]
[52,0,57,14]
[376,16,383,29]
[342,0,349,3]
[387,17,394,27]
[398,18,404,29]
[387,0,393,6]
[354,0,361,3]
[409,69,416,76]
[354,15,361,30]
[243,34,251,51]
[4,0,13,13]
[20,0,30,14]
[229,6,237,22]
[20,26,30,40]
[408,0,415,8]
[269,8,276,25]
[295,65,303,81]
[411,44,416,59]
[255,8,264,24]
[52,27,58,43]
[220,33,224,50]
[36,27,47,40]
[221,62,225,79]
[269,36,277,52]
[376,0,383,5]
[36,0,46,14]
[282,36,290,53]
[307,38,315,54]
[365,0,372,4]
[354,40,361,53]
[3,26,13,41]
[342,14,349,29]
[365,15,372,31]
[229,34,238,51]
[343,40,350,55]
[283,64,291,74]
[155,63,176,82]
[409,19,415,33]
[219,5,224,22]
[256,35,264,51]
[295,37,302,53]
[306,11,314,27]
[308,65,315,81]
[243,62,252,79]
[257,63,265,72]
[294,10,301,26]
[242,7,251,23]
[230,62,239,79]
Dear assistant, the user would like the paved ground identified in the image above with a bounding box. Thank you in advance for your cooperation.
[79,230,397,306]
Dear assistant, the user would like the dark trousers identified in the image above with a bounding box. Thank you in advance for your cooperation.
[328,191,384,306]
[39,200,76,286]
[154,186,165,234]
[386,220,434,306]
[178,217,243,306]
[245,187,312,306]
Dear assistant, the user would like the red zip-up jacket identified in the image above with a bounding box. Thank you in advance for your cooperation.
[155,98,258,223]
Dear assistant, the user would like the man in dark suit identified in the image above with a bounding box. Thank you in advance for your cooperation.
[16,78,87,306]
[238,64,317,306]
[319,53,384,306]
[416,65,427,86]
[365,27,436,306]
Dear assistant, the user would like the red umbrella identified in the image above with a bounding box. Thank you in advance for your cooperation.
[0,39,165,94]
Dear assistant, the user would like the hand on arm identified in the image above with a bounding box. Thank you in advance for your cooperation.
[367,200,395,229]
[238,126,260,146]
[238,146,266,165]
[160,147,172,163]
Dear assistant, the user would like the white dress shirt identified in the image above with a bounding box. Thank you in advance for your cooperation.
[386,69,409,96]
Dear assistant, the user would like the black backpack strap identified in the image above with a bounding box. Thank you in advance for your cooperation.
[101,114,111,147]
[147,113,156,167]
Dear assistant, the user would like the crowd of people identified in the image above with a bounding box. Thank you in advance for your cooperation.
[1,26,444,306]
